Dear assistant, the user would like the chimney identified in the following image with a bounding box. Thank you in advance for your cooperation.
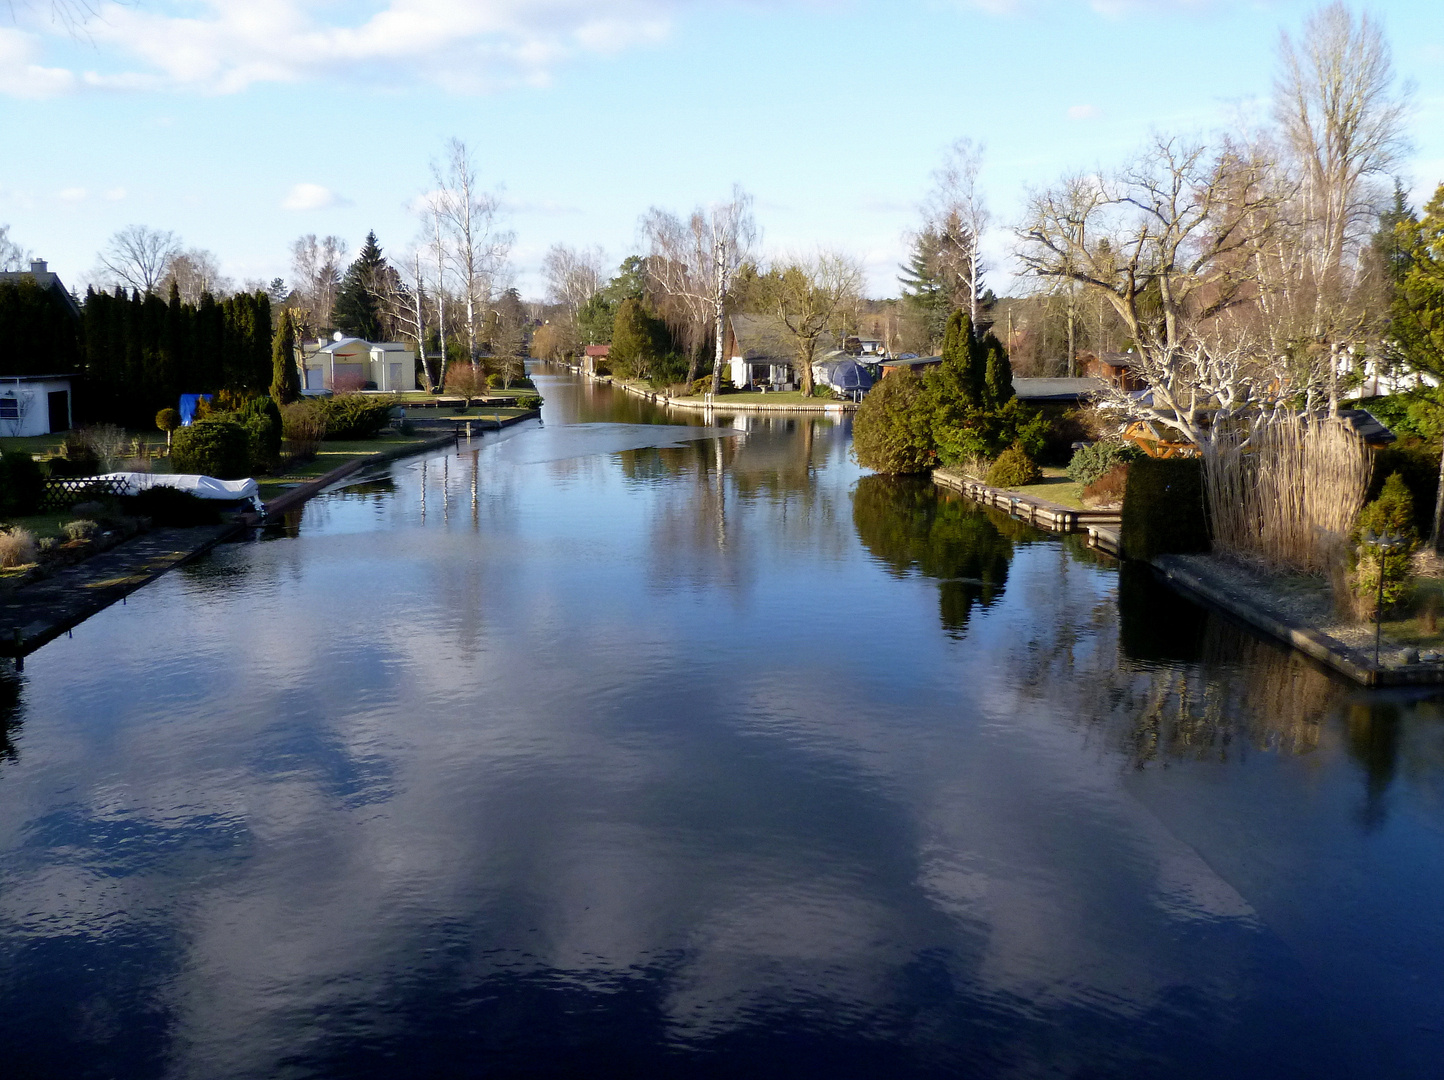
[29,259,47,275]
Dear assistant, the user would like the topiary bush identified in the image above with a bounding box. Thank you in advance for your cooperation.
[1351,472,1418,612]
[517,395,543,411]
[1121,456,1209,561]
[120,485,221,527]
[170,418,251,479]
[985,443,1042,488]
[0,451,44,515]
[1066,441,1139,487]
[315,395,393,440]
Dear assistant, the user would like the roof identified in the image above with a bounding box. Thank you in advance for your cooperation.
[585,344,610,357]
[0,373,74,382]
[318,337,368,353]
[880,355,942,369]
[1013,377,1109,402]
[0,260,80,319]
[1338,408,1396,446]
[729,313,834,361]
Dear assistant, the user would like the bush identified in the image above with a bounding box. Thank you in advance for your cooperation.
[985,443,1042,488]
[171,418,251,479]
[1368,440,1439,536]
[120,485,221,527]
[445,365,485,399]
[63,519,99,542]
[517,394,543,411]
[315,395,393,440]
[486,372,503,389]
[1082,464,1129,506]
[42,453,99,478]
[1351,472,1418,611]
[0,527,37,568]
[281,401,327,458]
[226,395,283,472]
[933,397,1049,465]
[593,362,612,377]
[1121,456,1209,561]
[852,370,935,474]
[0,451,43,515]
[1066,441,1138,487]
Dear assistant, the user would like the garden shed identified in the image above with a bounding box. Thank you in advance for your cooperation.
[0,374,72,436]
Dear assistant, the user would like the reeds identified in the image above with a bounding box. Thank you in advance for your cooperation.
[1204,413,1371,573]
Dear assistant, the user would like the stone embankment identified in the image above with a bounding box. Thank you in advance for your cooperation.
[931,468,1122,555]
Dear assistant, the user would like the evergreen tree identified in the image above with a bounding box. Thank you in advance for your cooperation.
[899,230,950,349]
[333,230,386,342]
[982,334,1014,407]
[270,308,301,404]
[609,297,671,380]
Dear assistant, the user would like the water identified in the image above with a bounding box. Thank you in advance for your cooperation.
[3,369,1444,1079]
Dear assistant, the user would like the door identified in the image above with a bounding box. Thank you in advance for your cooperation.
[47,389,69,433]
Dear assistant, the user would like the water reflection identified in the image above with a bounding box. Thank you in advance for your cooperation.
[0,667,21,764]
[852,475,1021,637]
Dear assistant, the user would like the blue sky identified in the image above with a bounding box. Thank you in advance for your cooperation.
[2,0,1442,298]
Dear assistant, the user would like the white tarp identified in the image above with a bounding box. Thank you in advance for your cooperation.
[99,472,260,505]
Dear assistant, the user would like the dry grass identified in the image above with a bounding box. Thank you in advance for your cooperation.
[0,527,37,568]
[1205,414,1371,574]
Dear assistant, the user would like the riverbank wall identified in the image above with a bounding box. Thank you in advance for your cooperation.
[931,468,1122,555]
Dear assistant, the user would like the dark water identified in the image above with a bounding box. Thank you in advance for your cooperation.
[3,370,1444,1079]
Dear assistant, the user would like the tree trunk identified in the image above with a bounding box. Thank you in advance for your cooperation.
[711,302,725,396]
[1431,438,1444,552]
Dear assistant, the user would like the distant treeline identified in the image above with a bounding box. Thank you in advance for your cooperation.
[0,281,275,427]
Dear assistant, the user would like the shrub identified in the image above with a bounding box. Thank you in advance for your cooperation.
[315,395,393,440]
[281,401,327,458]
[445,365,485,399]
[1351,472,1418,612]
[1121,456,1209,561]
[235,395,282,471]
[170,418,251,479]
[593,362,612,377]
[0,451,44,515]
[70,500,109,521]
[63,519,99,542]
[486,372,503,389]
[155,408,180,445]
[0,527,37,568]
[1367,440,1439,535]
[852,370,935,474]
[71,424,128,472]
[985,443,1042,488]
[120,486,221,527]
[517,394,543,411]
[1066,441,1138,487]
[1082,464,1129,506]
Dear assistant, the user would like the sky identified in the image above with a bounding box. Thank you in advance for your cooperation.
[2,0,1442,300]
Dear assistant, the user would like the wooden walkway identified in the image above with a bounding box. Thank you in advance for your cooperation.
[931,467,1122,554]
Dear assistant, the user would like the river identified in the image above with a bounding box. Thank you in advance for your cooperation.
[3,367,1443,1079]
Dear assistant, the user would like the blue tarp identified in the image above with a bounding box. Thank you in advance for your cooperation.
[178,394,213,426]
[815,358,873,392]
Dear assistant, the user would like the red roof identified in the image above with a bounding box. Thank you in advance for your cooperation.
[584,345,610,357]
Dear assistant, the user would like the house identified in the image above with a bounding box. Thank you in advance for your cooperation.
[582,344,610,374]
[1079,351,1146,392]
[844,336,888,358]
[879,355,943,378]
[0,259,81,319]
[725,314,838,390]
[299,334,417,392]
[0,374,73,436]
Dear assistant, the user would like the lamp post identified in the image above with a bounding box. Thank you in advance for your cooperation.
[1363,529,1406,668]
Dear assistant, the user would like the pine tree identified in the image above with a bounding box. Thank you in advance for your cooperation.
[270,308,301,404]
[982,334,1013,408]
[899,230,949,349]
[333,230,386,342]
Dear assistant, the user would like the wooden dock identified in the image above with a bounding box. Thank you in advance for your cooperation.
[931,467,1121,554]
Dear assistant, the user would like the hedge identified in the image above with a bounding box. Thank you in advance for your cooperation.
[170,418,252,480]
[1120,456,1210,561]
[0,451,44,516]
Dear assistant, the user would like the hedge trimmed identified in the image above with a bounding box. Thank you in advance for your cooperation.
[171,418,251,480]
[1120,456,1210,561]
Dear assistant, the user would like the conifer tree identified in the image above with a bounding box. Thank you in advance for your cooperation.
[982,335,1013,408]
[334,230,386,342]
[270,308,301,404]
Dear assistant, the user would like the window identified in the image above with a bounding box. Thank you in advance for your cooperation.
[0,396,18,420]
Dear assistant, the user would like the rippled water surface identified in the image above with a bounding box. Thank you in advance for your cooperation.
[4,369,1444,1079]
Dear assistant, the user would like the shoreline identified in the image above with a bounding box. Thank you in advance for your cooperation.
[560,362,858,414]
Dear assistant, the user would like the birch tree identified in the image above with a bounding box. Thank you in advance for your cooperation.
[431,138,512,372]
[927,138,990,326]
[289,234,347,337]
[542,243,605,319]
[642,186,757,394]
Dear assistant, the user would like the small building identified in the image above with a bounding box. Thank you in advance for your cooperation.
[300,334,417,392]
[582,344,610,375]
[0,259,81,319]
[0,374,73,436]
[1079,351,1146,392]
[879,355,943,378]
[725,313,837,390]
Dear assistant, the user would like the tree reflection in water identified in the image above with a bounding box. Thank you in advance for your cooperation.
[852,474,1024,638]
[0,667,22,765]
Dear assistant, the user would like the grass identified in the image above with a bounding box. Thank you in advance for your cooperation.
[0,511,72,541]
[992,466,1089,510]
[255,432,448,499]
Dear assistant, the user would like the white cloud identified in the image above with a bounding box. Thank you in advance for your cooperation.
[57,186,88,202]
[282,183,349,211]
[1067,104,1101,120]
[3,0,732,98]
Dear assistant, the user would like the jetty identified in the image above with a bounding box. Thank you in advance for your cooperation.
[931,467,1122,555]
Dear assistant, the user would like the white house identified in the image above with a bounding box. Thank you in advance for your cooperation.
[0,375,73,437]
[725,314,840,391]
[300,334,418,392]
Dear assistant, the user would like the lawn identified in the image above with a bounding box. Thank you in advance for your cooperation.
[255,433,448,499]
[672,390,843,406]
[1010,468,1088,510]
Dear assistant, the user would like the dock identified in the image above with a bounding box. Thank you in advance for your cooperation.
[931,467,1121,554]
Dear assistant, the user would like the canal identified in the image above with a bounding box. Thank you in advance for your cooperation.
[3,367,1443,1079]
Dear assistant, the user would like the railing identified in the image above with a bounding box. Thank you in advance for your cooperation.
[39,476,130,511]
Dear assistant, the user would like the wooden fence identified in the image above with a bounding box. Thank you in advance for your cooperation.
[39,476,129,512]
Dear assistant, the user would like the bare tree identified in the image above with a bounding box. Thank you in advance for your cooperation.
[542,243,604,319]
[927,138,991,326]
[767,252,865,396]
[1017,137,1286,450]
[162,248,230,304]
[0,224,28,271]
[377,248,431,388]
[4,1,97,30]
[643,186,758,394]
[431,138,512,372]
[97,225,180,294]
[289,234,347,337]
